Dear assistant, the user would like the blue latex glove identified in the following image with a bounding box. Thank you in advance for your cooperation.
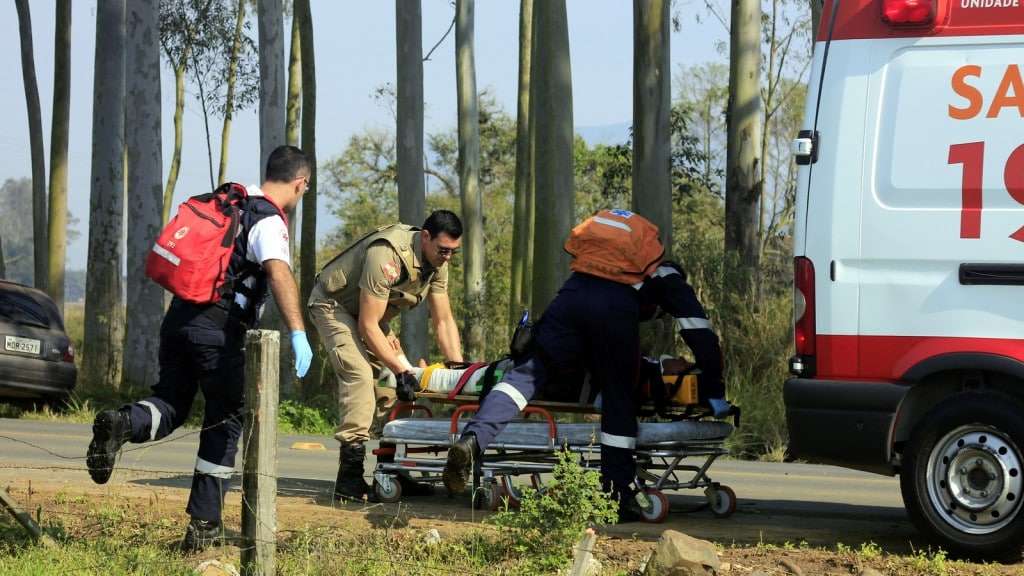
[709,397,731,418]
[291,331,312,378]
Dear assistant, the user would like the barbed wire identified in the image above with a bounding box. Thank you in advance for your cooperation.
[0,418,605,575]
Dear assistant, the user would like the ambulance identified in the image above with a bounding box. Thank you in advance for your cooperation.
[784,0,1024,556]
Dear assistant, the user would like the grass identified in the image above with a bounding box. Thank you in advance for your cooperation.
[0,490,589,576]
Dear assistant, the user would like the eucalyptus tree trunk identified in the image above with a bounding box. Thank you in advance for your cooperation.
[124,0,164,392]
[285,9,301,255]
[163,62,186,223]
[258,0,286,171]
[15,0,47,289]
[257,0,293,394]
[529,0,574,315]
[47,0,71,309]
[455,0,485,360]
[632,0,672,254]
[396,0,428,363]
[218,0,248,186]
[725,0,763,271]
[295,0,320,396]
[810,0,822,42]
[83,0,126,391]
[510,0,534,331]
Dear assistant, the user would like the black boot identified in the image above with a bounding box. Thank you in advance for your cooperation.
[86,409,132,485]
[180,517,224,552]
[442,433,479,495]
[334,442,379,502]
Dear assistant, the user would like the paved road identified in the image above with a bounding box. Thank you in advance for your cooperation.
[0,418,923,551]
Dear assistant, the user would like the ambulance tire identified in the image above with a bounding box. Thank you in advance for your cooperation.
[900,393,1024,560]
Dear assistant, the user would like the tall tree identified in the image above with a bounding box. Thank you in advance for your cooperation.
[285,7,301,254]
[83,0,127,391]
[160,0,211,221]
[632,0,672,252]
[295,0,319,395]
[257,0,286,170]
[529,0,574,315]
[14,0,47,289]
[124,0,165,392]
[47,0,72,309]
[810,0,822,42]
[257,0,291,393]
[725,0,763,270]
[218,0,249,185]
[509,0,534,329]
[396,0,428,363]
[456,0,485,359]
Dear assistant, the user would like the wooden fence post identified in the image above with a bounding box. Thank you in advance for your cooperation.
[241,329,279,576]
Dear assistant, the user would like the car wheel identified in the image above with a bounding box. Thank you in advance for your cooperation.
[900,393,1024,559]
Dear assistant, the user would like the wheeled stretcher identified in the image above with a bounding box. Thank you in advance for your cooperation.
[372,361,739,522]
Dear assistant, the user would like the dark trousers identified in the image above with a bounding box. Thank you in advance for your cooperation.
[464,274,640,493]
[124,306,246,524]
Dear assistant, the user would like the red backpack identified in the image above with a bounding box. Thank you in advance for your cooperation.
[145,183,251,304]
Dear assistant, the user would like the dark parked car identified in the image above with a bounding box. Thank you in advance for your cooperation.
[0,280,76,402]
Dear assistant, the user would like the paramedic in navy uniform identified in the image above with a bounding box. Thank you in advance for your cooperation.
[442,228,727,522]
[85,145,314,551]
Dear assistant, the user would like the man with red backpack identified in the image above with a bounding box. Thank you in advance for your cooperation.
[85,145,314,551]
[441,209,730,522]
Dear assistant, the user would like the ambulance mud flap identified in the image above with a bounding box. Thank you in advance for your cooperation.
[784,378,910,475]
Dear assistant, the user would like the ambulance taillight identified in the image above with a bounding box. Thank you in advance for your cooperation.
[790,257,816,376]
[881,0,935,26]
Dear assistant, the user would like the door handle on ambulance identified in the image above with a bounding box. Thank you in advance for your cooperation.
[792,129,818,165]
[958,263,1024,286]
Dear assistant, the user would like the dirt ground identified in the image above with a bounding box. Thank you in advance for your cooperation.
[2,477,1021,575]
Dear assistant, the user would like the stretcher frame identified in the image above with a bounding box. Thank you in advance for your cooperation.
[371,396,738,522]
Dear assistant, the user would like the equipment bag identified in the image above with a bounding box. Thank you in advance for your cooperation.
[145,182,251,304]
[564,209,664,285]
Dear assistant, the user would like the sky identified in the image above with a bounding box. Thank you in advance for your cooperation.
[0,0,729,266]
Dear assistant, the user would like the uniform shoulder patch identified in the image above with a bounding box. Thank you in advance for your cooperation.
[382,261,401,283]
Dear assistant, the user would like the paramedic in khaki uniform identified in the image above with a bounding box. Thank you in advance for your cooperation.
[309,209,464,502]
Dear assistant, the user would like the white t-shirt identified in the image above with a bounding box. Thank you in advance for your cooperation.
[235,184,290,310]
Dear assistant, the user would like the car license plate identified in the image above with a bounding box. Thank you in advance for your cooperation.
[5,335,41,355]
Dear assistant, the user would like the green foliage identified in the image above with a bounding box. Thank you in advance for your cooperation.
[489,450,619,572]
[277,399,335,435]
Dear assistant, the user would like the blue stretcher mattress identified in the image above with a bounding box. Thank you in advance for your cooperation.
[380,418,733,448]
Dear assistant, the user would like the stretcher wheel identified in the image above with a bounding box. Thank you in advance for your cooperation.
[706,484,736,518]
[500,473,544,509]
[374,475,402,504]
[640,488,670,523]
[473,483,505,511]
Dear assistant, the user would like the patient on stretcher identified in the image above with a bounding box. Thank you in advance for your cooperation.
[377,355,721,419]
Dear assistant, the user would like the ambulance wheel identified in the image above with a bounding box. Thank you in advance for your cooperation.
[374,475,402,504]
[901,394,1024,560]
[640,489,670,523]
[706,484,736,518]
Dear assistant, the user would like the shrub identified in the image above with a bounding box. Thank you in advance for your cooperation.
[489,450,619,572]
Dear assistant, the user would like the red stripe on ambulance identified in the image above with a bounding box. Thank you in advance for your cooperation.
[815,334,1024,380]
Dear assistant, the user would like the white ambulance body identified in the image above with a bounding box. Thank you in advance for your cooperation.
[784,0,1024,556]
